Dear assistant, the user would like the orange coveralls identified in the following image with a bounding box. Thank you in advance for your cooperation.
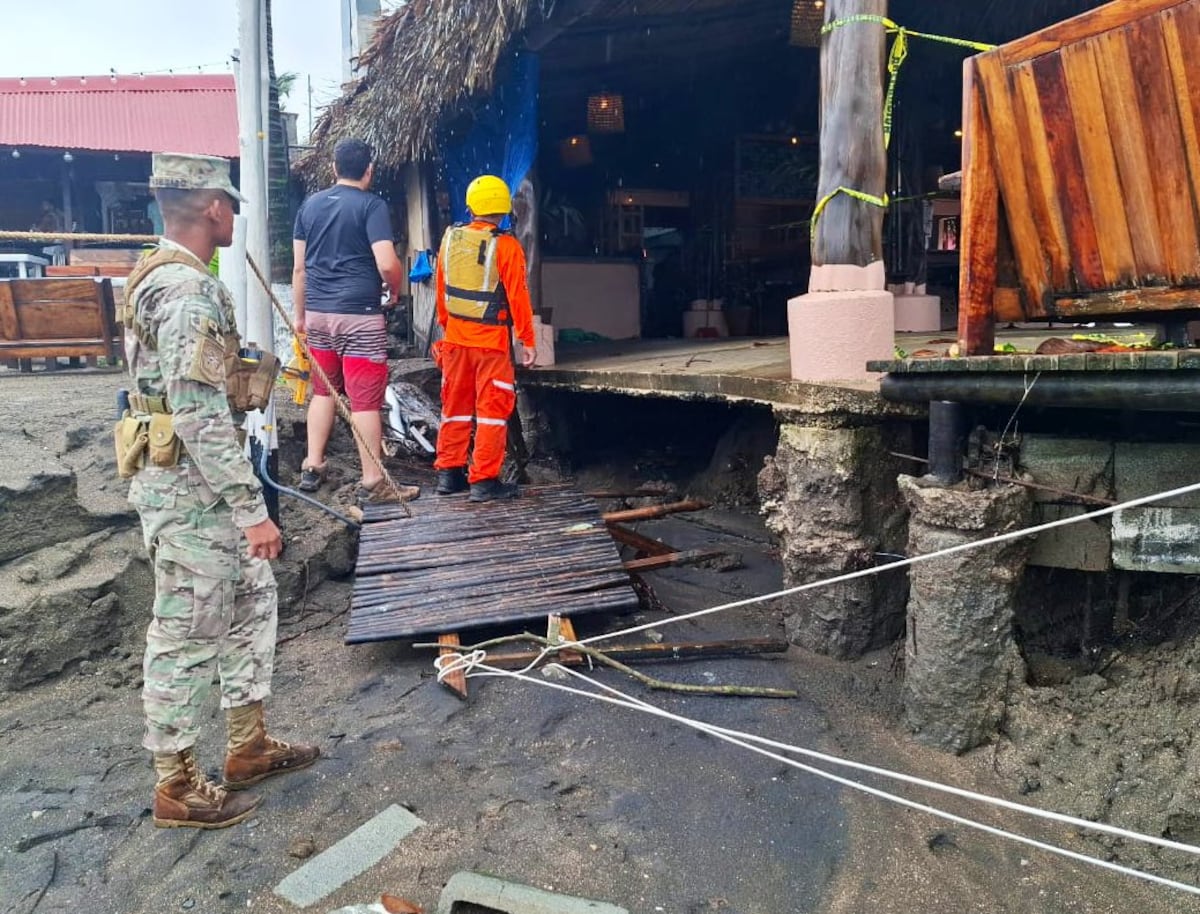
[433,222,535,483]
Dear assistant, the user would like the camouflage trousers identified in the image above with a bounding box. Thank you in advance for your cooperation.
[131,466,277,754]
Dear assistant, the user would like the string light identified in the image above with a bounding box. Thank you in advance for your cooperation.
[20,61,233,86]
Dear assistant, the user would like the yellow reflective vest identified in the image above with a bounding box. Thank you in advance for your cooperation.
[440,223,510,326]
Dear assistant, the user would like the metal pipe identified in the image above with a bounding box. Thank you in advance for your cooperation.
[928,401,965,484]
[880,372,1200,412]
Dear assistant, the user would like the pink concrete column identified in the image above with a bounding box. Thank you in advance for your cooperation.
[788,262,895,383]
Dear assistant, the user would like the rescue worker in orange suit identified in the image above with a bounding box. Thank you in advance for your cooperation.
[433,175,537,502]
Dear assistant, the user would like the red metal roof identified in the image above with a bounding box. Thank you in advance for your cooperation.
[0,74,239,158]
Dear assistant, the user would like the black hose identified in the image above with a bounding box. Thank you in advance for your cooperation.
[254,438,361,531]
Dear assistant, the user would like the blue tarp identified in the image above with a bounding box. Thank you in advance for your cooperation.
[441,51,540,228]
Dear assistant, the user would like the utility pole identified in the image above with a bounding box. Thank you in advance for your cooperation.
[307,74,313,143]
[236,0,273,352]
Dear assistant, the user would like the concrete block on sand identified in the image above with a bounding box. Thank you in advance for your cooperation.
[437,871,628,914]
[274,804,425,908]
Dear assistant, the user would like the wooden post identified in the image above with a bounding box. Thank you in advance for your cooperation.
[812,0,888,270]
[956,58,998,356]
[405,162,439,356]
[513,172,541,315]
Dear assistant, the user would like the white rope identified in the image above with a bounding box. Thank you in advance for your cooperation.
[568,476,1200,649]
[437,649,1200,855]
[441,653,1200,898]
[472,476,1200,686]
[425,476,1200,898]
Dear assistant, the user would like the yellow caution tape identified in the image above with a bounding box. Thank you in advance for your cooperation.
[811,185,889,230]
[821,15,996,150]
[808,16,994,242]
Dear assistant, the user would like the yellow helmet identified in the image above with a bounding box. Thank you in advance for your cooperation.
[465,175,512,216]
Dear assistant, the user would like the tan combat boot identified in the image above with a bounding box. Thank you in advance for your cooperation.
[222,700,320,790]
[152,747,262,829]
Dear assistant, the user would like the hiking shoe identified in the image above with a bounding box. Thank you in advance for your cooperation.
[469,478,519,502]
[297,464,325,492]
[355,479,421,505]
[436,467,469,495]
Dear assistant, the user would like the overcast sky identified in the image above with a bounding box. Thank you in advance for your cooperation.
[4,0,347,141]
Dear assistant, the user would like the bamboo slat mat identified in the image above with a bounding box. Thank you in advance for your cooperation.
[346,485,639,643]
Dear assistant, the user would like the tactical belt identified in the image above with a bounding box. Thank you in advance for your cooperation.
[128,392,172,415]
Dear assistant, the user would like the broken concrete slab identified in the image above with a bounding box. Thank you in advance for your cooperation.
[436,871,629,914]
[1027,504,1111,571]
[1018,434,1115,504]
[273,804,425,908]
[1112,506,1200,573]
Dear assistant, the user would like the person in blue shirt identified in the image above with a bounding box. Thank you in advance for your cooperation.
[292,138,405,500]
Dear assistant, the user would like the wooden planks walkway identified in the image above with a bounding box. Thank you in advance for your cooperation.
[347,485,639,643]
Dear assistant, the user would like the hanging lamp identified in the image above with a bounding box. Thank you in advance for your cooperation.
[789,0,825,47]
[587,91,625,133]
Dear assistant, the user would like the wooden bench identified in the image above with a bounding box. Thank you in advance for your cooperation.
[0,277,121,371]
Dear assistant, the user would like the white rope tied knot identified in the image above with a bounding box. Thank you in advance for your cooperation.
[434,649,488,682]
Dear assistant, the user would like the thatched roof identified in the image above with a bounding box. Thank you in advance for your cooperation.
[295,0,536,186]
[295,0,1109,188]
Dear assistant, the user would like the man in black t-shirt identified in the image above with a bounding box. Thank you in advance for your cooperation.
[292,138,405,500]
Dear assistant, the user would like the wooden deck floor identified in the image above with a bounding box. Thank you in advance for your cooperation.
[522,325,1162,412]
[347,486,639,643]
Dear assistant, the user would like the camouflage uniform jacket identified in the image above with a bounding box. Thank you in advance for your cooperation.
[124,238,268,530]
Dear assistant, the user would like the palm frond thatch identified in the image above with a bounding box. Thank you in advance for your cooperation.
[295,0,535,186]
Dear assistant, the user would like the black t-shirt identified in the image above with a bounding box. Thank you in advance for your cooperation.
[294,185,393,313]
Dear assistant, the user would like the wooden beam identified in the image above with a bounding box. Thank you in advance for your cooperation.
[1050,286,1200,317]
[485,638,789,670]
[606,522,675,557]
[957,57,999,356]
[998,0,1192,66]
[601,500,709,524]
[437,633,468,701]
[622,549,726,573]
[547,614,583,665]
[0,342,113,360]
[0,283,21,341]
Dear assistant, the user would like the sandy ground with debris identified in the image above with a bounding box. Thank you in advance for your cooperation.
[1,366,1199,914]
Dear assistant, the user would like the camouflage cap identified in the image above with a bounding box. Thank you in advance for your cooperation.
[149,152,246,203]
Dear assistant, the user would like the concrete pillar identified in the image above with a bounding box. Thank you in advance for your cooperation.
[789,263,896,383]
[759,421,912,659]
[899,476,1033,753]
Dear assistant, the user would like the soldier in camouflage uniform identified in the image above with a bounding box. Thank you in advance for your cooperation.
[124,152,319,829]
